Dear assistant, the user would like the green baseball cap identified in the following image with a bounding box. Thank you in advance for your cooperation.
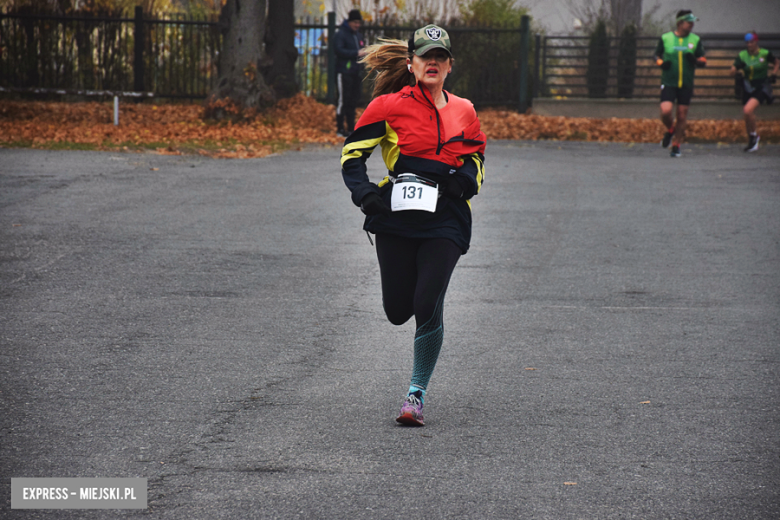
[676,13,698,23]
[409,24,452,57]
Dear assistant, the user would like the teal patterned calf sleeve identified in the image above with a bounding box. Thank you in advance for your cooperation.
[410,325,443,390]
[410,293,445,390]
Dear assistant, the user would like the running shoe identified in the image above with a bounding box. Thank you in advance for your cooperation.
[661,130,674,148]
[396,391,424,426]
[670,145,681,158]
[744,134,760,153]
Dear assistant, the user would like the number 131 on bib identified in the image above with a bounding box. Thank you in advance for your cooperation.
[391,174,438,212]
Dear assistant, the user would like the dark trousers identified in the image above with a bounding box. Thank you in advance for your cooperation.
[374,234,461,329]
[375,234,461,391]
[336,73,361,133]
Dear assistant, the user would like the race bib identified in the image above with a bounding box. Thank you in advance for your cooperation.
[390,174,438,212]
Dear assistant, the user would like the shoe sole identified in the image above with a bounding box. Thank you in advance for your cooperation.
[396,413,424,426]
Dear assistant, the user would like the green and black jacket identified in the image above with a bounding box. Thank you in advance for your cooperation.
[655,31,705,88]
[734,48,776,86]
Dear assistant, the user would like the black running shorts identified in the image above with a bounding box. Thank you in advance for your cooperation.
[660,85,693,105]
[742,88,771,106]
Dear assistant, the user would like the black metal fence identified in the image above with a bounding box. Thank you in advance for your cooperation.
[0,9,530,107]
[537,33,780,100]
[4,8,765,105]
[0,7,219,98]
[0,9,333,99]
[354,21,527,107]
[294,17,328,100]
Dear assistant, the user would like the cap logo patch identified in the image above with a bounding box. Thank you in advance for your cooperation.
[425,27,442,41]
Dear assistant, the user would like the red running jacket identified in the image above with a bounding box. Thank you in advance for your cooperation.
[340,83,486,253]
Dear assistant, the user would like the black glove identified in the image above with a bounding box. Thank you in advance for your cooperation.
[661,60,671,71]
[441,174,474,200]
[771,74,777,84]
[360,192,391,216]
[441,177,463,199]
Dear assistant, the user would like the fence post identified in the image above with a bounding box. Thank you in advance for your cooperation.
[533,33,541,99]
[518,15,530,113]
[541,36,547,96]
[133,6,145,93]
[327,11,336,105]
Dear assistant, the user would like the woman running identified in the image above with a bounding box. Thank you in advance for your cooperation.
[730,32,778,152]
[340,25,486,426]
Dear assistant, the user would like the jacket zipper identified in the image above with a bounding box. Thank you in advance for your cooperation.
[418,84,445,155]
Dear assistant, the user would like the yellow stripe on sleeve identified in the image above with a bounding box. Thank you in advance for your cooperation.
[467,153,485,194]
[379,122,400,172]
[340,136,385,167]
[475,154,485,192]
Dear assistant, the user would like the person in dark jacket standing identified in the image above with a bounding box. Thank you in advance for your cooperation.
[341,25,486,426]
[335,9,365,137]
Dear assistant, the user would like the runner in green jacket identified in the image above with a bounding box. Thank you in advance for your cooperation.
[729,32,778,152]
[654,10,706,158]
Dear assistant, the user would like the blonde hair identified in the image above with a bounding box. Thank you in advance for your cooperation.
[359,39,414,98]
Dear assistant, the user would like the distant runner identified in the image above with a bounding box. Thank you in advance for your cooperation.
[730,32,778,152]
[654,10,706,158]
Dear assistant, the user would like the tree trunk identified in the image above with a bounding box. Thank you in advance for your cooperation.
[264,0,299,99]
[205,0,275,119]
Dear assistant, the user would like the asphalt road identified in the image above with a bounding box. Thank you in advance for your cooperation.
[1,141,779,519]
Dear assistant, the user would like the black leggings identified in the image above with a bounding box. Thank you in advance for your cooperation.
[375,234,461,391]
[375,234,461,328]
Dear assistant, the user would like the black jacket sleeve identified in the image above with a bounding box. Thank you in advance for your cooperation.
[334,28,358,60]
[341,99,388,206]
[452,152,485,200]
[654,38,664,60]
